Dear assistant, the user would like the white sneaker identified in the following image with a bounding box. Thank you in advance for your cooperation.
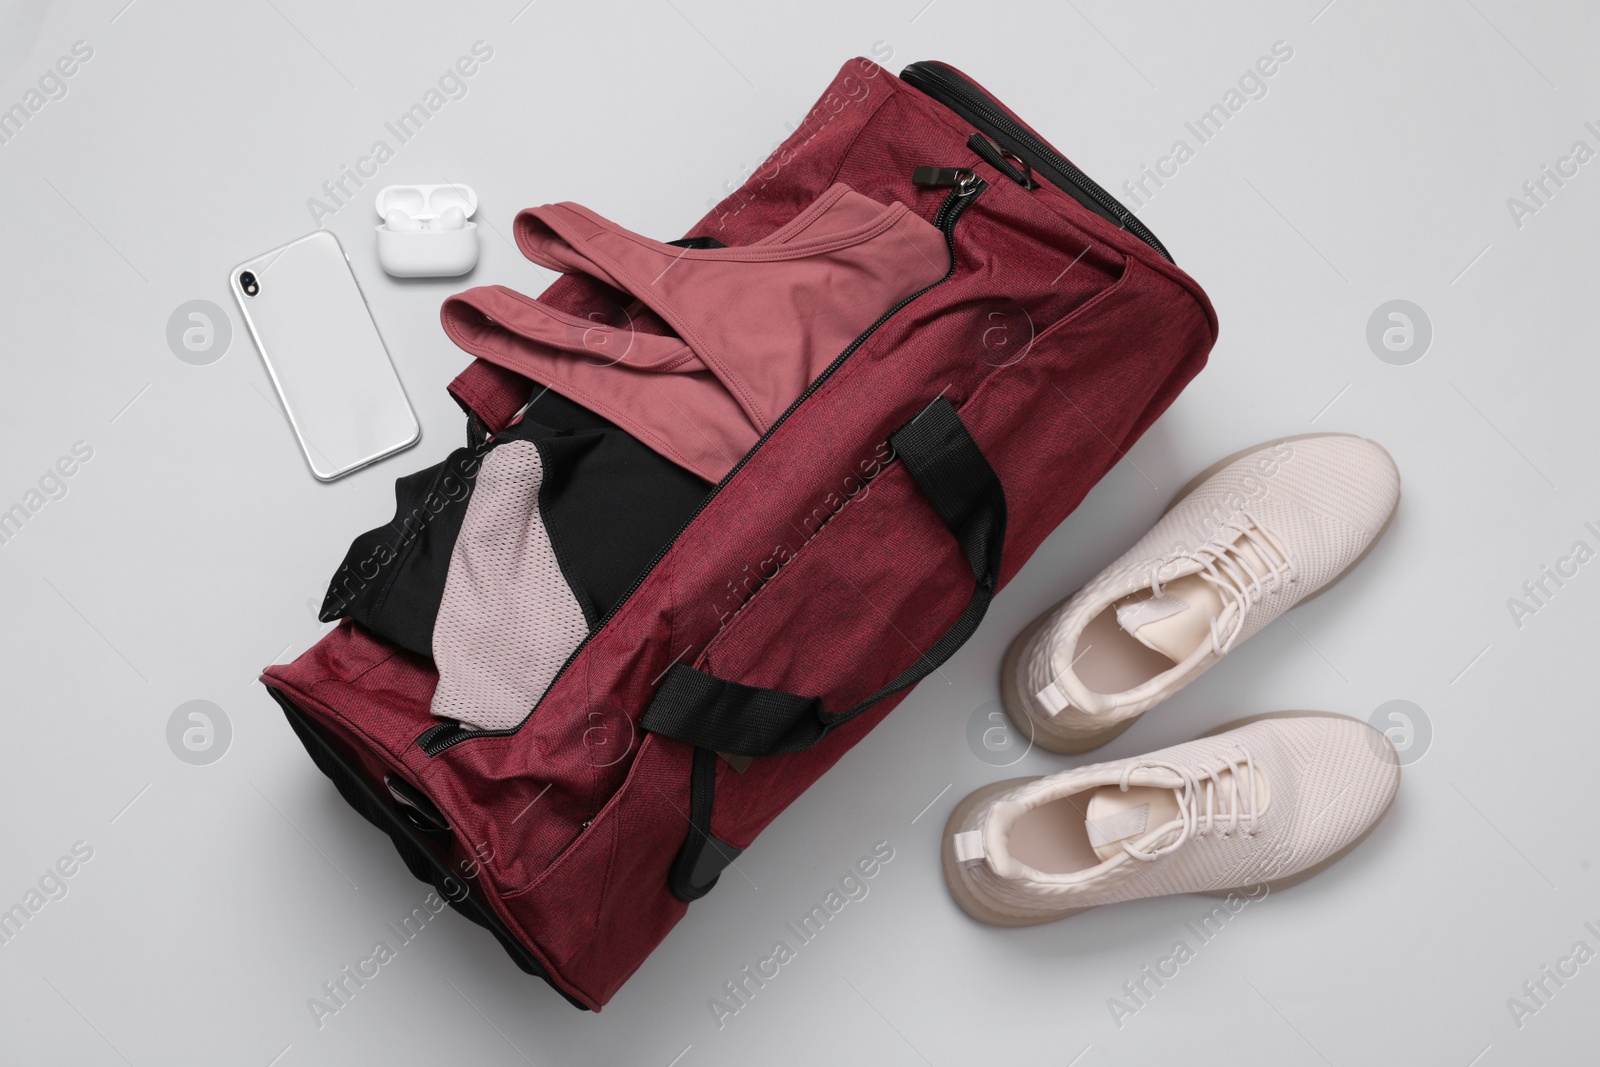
[1002,434,1399,754]
[941,713,1399,926]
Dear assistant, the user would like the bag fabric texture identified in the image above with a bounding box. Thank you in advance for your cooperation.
[263,57,1218,1010]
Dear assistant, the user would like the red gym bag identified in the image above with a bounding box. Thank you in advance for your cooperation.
[262,57,1217,1009]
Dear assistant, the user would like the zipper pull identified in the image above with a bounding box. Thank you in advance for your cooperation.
[967,133,1036,189]
[912,165,977,189]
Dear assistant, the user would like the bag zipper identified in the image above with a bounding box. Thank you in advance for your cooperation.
[967,133,1035,189]
[899,61,1172,263]
[418,179,988,757]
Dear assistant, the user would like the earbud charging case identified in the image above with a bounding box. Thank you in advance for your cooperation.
[374,184,480,278]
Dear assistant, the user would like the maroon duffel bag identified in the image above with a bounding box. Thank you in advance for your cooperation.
[262,56,1217,1009]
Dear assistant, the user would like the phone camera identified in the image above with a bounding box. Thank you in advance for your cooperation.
[239,271,259,297]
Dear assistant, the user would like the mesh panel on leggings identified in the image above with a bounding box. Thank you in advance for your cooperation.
[431,440,590,731]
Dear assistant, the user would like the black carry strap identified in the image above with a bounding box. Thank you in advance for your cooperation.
[666,746,743,901]
[641,396,1006,758]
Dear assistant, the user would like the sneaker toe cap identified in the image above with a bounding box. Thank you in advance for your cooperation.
[1295,714,1402,856]
[1276,434,1401,537]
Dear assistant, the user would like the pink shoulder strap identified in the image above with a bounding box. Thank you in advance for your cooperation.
[441,184,949,482]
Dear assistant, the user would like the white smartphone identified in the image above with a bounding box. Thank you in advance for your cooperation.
[231,231,420,481]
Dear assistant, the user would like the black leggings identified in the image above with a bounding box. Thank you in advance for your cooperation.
[320,389,710,659]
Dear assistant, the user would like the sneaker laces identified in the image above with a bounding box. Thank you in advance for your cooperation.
[1115,746,1261,861]
[1149,509,1296,656]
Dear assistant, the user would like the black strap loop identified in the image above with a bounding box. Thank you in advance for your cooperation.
[640,396,1006,757]
[666,747,744,901]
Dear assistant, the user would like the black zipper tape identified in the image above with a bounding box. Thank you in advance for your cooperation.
[900,61,1173,262]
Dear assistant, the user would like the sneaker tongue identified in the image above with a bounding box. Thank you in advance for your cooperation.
[1084,768,1268,862]
[1084,783,1182,863]
[1113,539,1276,662]
[1113,574,1222,663]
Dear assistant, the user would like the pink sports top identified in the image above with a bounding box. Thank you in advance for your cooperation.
[442,183,950,482]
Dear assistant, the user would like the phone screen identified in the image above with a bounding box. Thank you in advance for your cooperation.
[231,231,419,481]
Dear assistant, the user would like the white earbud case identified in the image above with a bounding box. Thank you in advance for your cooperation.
[374,184,480,278]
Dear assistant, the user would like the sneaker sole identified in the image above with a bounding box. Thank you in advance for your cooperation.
[999,435,1401,755]
[941,711,1400,925]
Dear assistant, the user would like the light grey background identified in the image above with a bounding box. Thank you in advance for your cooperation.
[0,1,1593,1064]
